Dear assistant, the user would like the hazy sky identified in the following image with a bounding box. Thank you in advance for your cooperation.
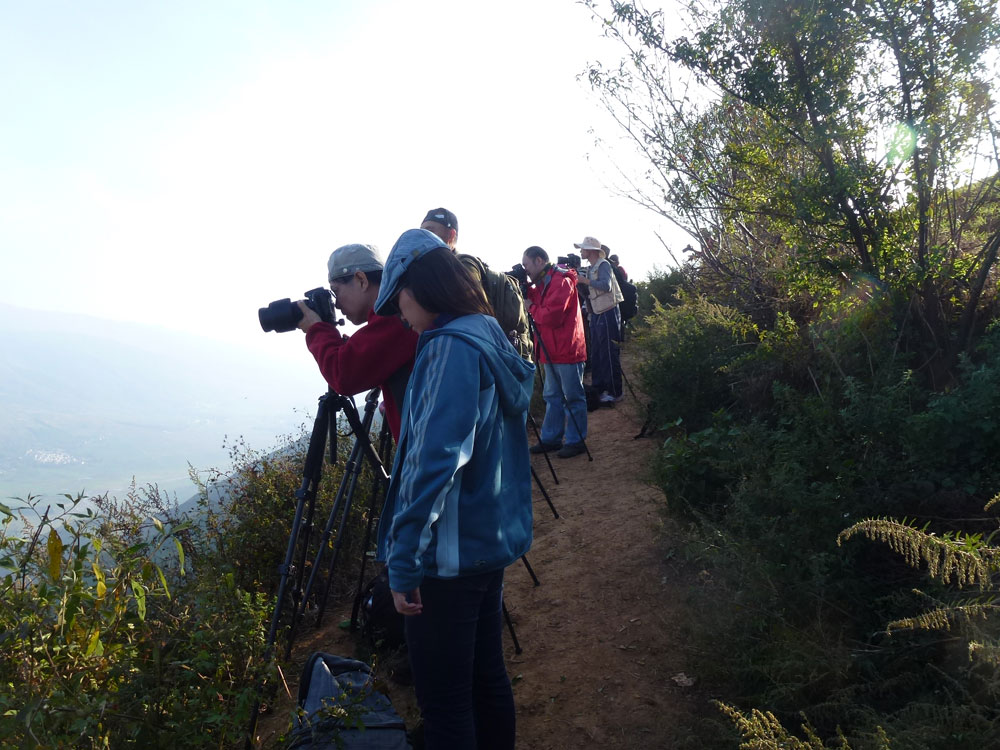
[1,0,686,354]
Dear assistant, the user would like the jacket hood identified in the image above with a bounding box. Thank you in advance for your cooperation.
[374,228,451,317]
[421,315,534,416]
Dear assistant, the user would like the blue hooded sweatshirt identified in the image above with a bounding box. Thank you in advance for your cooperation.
[375,311,535,593]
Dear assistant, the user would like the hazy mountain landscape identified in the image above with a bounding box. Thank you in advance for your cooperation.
[0,303,325,503]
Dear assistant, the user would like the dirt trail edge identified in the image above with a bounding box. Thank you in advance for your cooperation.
[258,369,695,749]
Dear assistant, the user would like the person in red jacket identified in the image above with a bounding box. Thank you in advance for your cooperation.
[295,243,419,441]
[521,245,588,458]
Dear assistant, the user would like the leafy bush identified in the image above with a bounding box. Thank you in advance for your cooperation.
[0,418,388,748]
[642,286,1000,745]
[634,292,759,431]
[192,425,383,608]
[634,266,684,320]
[0,490,269,748]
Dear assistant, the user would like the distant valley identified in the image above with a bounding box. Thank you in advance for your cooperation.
[0,304,328,504]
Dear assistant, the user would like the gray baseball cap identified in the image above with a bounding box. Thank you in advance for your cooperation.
[327,243,384,282]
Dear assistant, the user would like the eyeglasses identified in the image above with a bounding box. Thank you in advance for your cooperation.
[329,275,354,300]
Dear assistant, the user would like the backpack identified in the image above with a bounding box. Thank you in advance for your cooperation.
[611,264,638,320]
[288,652,411,749]
[458,254,533,360]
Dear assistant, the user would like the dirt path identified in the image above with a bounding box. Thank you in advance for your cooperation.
[499,394,695,748]
[257,367,696,748]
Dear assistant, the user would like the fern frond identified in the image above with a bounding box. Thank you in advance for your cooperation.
[968,640,1000,666]
[887,602,998,633]
[715,702,828,748]
[838,519,995,588]
[985,492,1000,512]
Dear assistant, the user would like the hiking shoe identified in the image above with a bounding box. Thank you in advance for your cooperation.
[599,392,616,403]
[529,441,561,455]
[556,442,586,458]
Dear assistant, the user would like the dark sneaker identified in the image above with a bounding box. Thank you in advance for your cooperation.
[529,441,561,455]
[556,442,586,458]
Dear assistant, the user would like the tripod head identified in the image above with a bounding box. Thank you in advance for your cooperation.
[309,388,389,478]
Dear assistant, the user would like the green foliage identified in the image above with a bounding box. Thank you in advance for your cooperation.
[0,490,269,748]
[0,421,385,747]
[192,429,378,603]
[634,292,759,431]
[634,265,684,320]
[586,0,1000,744]
[840,505,1000,658]
[588,0,1000,380]
[635,281,1000,744]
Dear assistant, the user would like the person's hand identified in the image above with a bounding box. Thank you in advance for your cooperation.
[392,588,423,616]
[577,275,590,286]
[295,301,322,332]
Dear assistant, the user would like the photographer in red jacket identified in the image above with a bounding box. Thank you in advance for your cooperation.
[521,246,588,458]
[295,243,419,441]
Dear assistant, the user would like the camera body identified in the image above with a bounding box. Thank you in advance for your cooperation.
[258,287,336,333]
[508,263,529,287]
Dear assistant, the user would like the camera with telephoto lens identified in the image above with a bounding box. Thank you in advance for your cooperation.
[557,253,581,270]
[258,287,336,333]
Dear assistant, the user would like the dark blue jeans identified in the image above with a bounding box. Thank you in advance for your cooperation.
[590,307,623,398]
[405,569,514,750]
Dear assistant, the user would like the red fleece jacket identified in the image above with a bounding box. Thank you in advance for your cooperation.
[304,309,418,440]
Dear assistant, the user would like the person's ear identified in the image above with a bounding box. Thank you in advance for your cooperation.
[355,270,369,291]
[447,229,458,248]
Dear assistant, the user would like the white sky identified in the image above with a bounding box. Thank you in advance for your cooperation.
[0,0,688,354]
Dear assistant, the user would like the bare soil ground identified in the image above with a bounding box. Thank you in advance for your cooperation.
[255,363,699,748]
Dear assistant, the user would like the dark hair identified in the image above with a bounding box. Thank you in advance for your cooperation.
[524,246,548,263]
[401,248,494,317]
[332,269,384,286]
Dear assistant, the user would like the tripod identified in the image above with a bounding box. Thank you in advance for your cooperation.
[246,387,388,748]
[287,388,391,655]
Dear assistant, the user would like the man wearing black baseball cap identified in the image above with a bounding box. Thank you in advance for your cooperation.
[420,207,459,249]
[419,207,532,360]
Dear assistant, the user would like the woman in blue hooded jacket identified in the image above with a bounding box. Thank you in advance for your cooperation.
[373,228,534,750]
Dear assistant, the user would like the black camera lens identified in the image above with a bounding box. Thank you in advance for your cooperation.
[258,298,304,333]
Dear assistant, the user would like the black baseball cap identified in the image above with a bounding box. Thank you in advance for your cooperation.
[422,207,458,231]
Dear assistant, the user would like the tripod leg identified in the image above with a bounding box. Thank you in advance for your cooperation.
[502,600,523,655]
[313,398,386,629]
[351,421,393,630]
[287,445,359,657]
[527,412,559,485]
[531,466,559,519]
[520,555,540,587]
[247,391,333,749]
[620,360,639,402]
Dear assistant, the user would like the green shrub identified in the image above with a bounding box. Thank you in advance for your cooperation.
[0,491,269,748]
[647,298,1000,745]
[634,293,759,431]
[634,266,684,320]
